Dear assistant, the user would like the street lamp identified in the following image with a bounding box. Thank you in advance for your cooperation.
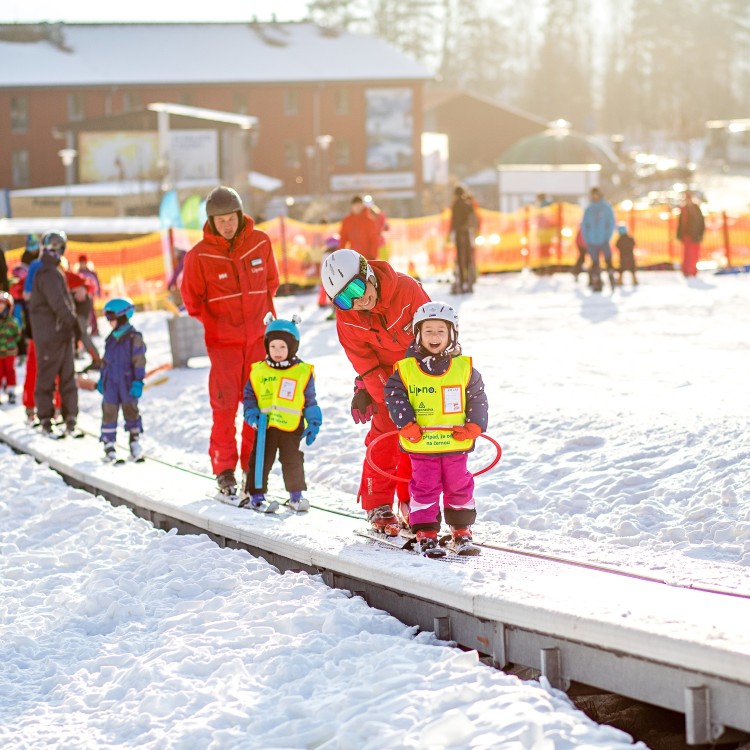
[58,148,78,217]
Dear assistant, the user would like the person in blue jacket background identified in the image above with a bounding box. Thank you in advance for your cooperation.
[97,298,147,462]
[581,187,616,290]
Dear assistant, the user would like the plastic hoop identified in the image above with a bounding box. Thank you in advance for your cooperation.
[365,430,502,483]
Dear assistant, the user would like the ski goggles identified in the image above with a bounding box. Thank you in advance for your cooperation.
[332,275,367,310]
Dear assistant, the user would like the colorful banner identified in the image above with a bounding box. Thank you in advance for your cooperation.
[5,205,749,308]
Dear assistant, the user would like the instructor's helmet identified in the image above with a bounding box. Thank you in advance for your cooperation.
[103,297,135,322]
[412,301,459,353]
[0,291,13,318]
[41,230,68,257]
[320,249,373,307]
[205,186,244,236]
[264,313,301,359]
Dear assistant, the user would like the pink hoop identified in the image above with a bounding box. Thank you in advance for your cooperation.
[365,430,502,483]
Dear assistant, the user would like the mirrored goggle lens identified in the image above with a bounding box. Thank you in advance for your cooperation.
[332,276,367,310]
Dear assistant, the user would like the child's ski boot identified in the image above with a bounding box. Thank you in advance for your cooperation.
[414,530,446,559]
[449,527,481,556]
[129,432,144,462]
[366,505,400,537]
[287,491,310,512]
[103,442,118,463]
[249,493,279,514]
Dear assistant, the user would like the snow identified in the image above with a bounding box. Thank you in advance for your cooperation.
[3,268,750,747]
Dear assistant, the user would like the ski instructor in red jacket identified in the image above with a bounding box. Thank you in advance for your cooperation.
[321,249,430,535]
[181,186,279,499]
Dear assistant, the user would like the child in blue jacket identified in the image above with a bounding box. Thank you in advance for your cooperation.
[97,298,147,462]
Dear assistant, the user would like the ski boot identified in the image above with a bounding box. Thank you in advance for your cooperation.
[414,530,446,559]
[102,443,118,463]
[287,491,310,513]
[216,470,243,506]
[366,505,400,537]
[249,493,280,513]
[129,432,144,462]
[450,527,481,556]
[64,420,85,439]
[6,390,15,405]
[40,419,62,439]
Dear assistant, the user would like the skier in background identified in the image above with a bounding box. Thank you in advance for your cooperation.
[97,297,147,463]
[615,225,638,286]
[581,187,616,292]
[0,292,21,404]
[321,249,430,536]
[385,302,488,557]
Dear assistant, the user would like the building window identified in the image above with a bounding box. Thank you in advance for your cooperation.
[67,93,84,121]
[10,96,29,132]
[335,88,349,115]
[233,91,248,114]
[122,91,140,112]
[11,149,30,187]
[284,140,300,167]
[334,140,350,166]
[283,89,299,116]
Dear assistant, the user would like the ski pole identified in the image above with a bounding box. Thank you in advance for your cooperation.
[254,413,268,489]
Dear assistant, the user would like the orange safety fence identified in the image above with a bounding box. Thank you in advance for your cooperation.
[5,205,750,307]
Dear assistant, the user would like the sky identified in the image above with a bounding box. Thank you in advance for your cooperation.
[0,0,309,23]
[2,268,750,746]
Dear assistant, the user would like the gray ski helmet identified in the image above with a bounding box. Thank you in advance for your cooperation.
[41,230,68,256]
[205,186,244,235]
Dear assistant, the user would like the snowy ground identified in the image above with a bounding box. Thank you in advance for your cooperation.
[2,268,749,748]
[88,269,749,592]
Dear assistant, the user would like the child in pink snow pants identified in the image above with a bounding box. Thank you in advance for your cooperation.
[385,301,488,557]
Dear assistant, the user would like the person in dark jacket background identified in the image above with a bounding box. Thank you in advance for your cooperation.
[677,191,705,278]
[97,297,147,463]
[448,185,477,294]
[615,225,638,286]
[28,230,82,439]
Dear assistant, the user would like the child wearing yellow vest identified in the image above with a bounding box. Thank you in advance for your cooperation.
[385,302,488,557]
[242,315,322,512]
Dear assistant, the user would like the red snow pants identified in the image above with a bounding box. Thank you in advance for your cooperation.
[0,355,16,388]
[358,403,411,511]
[681,239,700,277]
[207,337,265,476]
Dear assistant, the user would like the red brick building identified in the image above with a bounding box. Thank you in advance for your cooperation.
[0,22,432,218]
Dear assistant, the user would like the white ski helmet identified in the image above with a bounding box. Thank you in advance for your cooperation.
[321,248,372,299]
[412,301,459,350]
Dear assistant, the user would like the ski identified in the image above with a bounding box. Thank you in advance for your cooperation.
[354,528,415,550]
[355,528,482,558]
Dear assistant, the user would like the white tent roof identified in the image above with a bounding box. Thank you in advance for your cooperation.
[0,216,161,236]
[0,23,432,88]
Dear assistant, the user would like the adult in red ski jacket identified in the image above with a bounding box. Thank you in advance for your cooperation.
[181,186,279,496]
[338,195,381,261]
[321,249,430,535]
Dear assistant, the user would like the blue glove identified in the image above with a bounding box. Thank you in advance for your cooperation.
[129,381,143,398]
[96,379,104,394]
[302,404,322,446]
[244,407,260,427]
[302,422,320,446]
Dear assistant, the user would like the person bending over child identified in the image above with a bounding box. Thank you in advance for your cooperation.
[97,298,147,462]
[385,302,488,557]
[242,315,322,513]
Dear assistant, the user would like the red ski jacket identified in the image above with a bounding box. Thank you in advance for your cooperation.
[335,260,429,404]
[339,209,381,261]
[181,216,279,347]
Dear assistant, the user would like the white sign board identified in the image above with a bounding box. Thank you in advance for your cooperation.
[330,172,415,192]
[497,165,601,212]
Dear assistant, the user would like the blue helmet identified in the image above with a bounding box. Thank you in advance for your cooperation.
[103,297,135,320]
[617,225,628,235]
[264,314,301,358]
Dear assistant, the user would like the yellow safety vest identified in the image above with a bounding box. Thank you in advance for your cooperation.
[394,356,474,454]
[249,361,313,432]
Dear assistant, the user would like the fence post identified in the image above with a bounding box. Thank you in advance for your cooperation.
[722,211,732,268]
[556,202,563,267]
[523,204,530,268]
[667,211,675,267]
